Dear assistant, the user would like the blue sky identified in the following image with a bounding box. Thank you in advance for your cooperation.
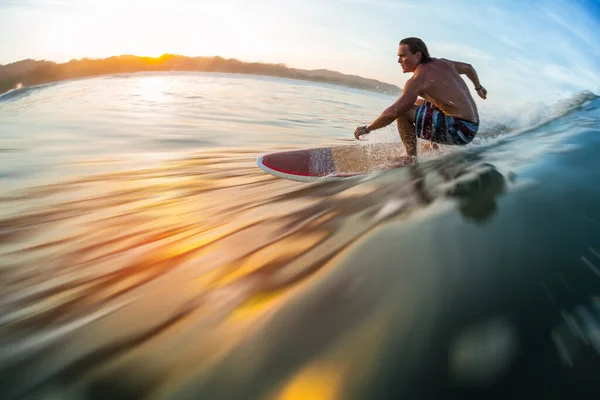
[0,0,599,106]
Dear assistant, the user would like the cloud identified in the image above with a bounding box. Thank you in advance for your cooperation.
[350,39,373,49]
[544,8,600,56]
[336,0,419,10]
[496,35,521,52]
[428,42,494,61]
[0,0,69,7]
[543,64,598,90]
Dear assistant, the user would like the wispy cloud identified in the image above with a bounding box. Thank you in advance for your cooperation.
[350,39,373,49]
[544,8,600,56]
[496,35,521,52]
[0,0,69,8]
[336,0,419,10]
[543,64,598,90]
[429,42,494,61]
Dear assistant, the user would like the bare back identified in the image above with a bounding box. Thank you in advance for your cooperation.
[413,58,479,122]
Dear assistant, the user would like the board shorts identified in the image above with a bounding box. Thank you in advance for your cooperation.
[414,101,479,145]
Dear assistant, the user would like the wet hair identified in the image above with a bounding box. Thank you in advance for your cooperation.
[399,37,432,64]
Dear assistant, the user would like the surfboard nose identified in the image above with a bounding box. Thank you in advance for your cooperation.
[261,148,334,177]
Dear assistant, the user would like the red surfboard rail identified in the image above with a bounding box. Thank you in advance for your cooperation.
[257,143,412,182]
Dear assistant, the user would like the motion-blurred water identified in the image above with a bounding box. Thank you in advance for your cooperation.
[1,73,600,399]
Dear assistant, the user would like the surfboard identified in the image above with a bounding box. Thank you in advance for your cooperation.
[257,143,413,182]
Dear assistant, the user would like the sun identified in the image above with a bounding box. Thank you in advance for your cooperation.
[20,0,280,66]
[81,1,268,61]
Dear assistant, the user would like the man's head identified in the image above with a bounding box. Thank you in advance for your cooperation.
[398,37,432,73]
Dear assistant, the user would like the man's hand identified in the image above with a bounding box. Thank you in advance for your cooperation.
[476,86,487,100]
[354,125,369,140]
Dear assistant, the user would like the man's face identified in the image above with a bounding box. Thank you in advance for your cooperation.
[397,44,419,73]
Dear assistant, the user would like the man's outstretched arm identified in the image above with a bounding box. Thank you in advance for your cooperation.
[354,79,419,139]
[354,78,419,139]
[369,79,419,130]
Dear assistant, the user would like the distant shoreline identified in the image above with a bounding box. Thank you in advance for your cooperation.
[0,54,401,97]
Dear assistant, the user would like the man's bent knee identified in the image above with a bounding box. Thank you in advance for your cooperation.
[395,111,415,123]
[407,105,419,124]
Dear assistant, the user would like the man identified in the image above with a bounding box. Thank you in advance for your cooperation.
[354,37,487,160]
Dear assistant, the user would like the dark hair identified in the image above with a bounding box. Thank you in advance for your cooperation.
[399,37,432,64]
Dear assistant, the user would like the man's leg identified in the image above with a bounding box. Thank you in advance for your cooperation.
[397,104,420,159]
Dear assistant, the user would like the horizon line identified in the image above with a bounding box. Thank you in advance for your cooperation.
[0,53,399,86]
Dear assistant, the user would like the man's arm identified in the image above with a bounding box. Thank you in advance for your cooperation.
[366,78,419,132]
[446,59,486,99]
[448,59,481,88]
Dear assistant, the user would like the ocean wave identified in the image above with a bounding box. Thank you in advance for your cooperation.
[0,82,60,103]
[479,90,599,138]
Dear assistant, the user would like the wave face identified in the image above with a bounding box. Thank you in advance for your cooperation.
[1,74,600,399]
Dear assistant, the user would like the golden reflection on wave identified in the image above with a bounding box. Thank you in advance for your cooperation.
[0,149,507,399]
[276,362,343,400]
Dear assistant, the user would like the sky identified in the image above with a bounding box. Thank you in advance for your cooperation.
[1,0,599,106]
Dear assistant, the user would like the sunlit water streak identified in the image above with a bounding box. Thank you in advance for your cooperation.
[1,73,600,399]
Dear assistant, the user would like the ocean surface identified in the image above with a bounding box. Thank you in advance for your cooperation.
[1,72,600,400]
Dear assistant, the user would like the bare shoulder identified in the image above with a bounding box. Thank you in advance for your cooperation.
[436,58,459,69]
[436,57,453,65]
[438,58,471,73]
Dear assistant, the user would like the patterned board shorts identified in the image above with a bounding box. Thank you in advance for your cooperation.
[415,101,479,145]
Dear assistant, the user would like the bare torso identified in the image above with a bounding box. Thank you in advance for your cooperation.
[414,58,479,123]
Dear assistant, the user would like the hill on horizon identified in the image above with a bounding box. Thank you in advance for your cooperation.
[0,54,401,96]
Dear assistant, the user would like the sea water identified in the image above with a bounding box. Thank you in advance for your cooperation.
[1,72,600,399]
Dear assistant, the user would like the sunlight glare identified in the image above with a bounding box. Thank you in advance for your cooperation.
[76,0,268,61]
[135,76,172,102]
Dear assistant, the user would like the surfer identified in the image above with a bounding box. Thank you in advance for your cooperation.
[354,37,487,161]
